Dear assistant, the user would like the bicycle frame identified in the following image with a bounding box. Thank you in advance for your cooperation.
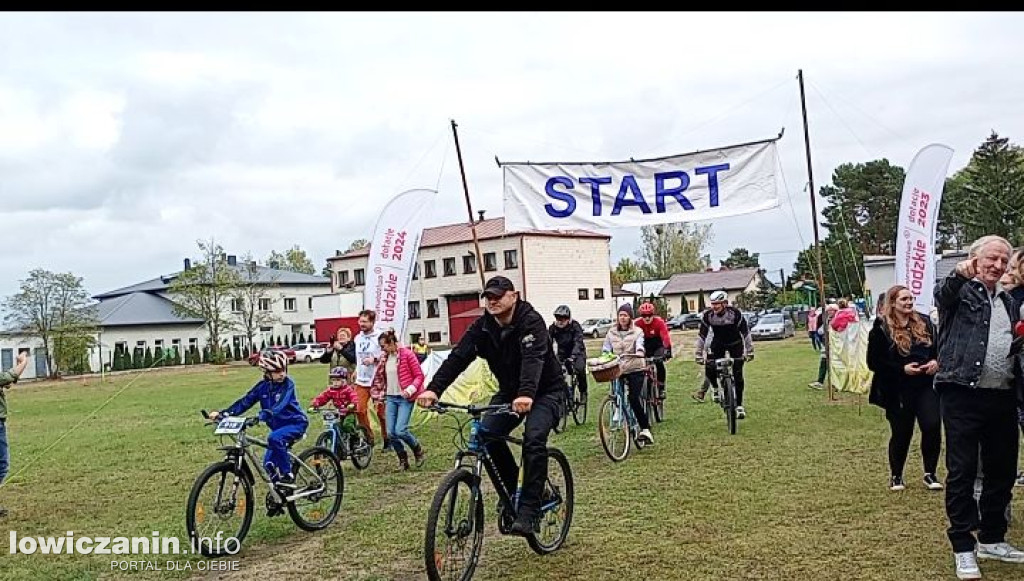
[216,427,326,504]
[607,376,640,438]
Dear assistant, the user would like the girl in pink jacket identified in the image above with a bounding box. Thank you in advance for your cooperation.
[372,330,427,470]
[830,299,860,332]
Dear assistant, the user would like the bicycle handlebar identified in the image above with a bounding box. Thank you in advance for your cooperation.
[428,402,515,417]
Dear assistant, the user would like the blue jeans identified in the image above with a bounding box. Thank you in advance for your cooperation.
[0,420,8,485]
[385,396,419,454]
[264,423,306,481]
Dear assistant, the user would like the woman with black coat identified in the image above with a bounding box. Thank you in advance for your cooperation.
[867,284,942,492]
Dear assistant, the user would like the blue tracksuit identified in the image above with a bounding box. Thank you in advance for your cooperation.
[222,376,308,480]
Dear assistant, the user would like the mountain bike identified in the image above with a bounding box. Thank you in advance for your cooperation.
[185,410,344,557]
[554,359,587,433]
[424,402,574,581]
[595,355,651,462]
[696,355,744,435]
[310,405,373,470]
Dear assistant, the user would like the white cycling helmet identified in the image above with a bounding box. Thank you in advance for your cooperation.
[709,290,728,303]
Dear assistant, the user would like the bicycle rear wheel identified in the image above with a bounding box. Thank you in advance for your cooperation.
[425,469,484,581]
[723,378,737,435]
[571,382,587,426]
[350,426,374,470]
[185,461,253,558]
[287,446,344,531]
[528,448,574,555]
[598,395,630,462]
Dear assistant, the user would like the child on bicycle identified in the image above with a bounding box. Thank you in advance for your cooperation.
[209,351,308,489]
[310,366,359,440]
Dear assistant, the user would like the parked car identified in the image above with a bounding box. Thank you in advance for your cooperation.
[666,314,687,330]
[751,313,796,340]
[290,342,328,363]
[680,313,703,330]
[741,311,759,328]
[581,318,614,338]
[248,346,297,366]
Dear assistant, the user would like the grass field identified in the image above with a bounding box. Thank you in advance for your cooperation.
[1,334,1022,580]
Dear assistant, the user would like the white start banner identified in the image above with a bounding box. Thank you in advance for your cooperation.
[894,144,954,315]
[502,138,780,231]
[363,188,437,339]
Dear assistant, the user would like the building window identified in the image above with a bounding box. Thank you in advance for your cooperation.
[338,270,349,285]
[230,298,244,312]
[115,341,128,353]
[308,297,313,310]
[409,301,421,319]
[578,288,589,300]
[154,339,164,349]
[463,255,476,275]
[483,252,497,272]
[428,331,442,343]
[504,249,518,270]
[427,299,440,318]
[172,338,181,347]
[188,338,198,348]
[443,257,456,277]
[410,332,422,344]
[136,340,147,348]
[354,269,365,286]
[688,299,696,311]
[284,298,297,312]
[594,288,605,300]
[424,260,437,278]
[259,298,271,311]
[413,263,420,280]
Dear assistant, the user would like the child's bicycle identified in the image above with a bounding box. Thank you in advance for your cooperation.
[423,401,574,581]
[310,405,373,470]
[185,410,344,557]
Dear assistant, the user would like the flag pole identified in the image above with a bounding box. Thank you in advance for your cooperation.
[798,69,835,402]
[451,119,487,290]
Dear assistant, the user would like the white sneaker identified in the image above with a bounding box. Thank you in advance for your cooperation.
[638,429,654,444]
[954,551,982,580]
[736,406,746,420]
[978,542,1024,563]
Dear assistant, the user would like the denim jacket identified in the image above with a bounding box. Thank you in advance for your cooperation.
[933,270,1020,389]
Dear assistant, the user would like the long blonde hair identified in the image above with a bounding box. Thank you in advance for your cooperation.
[1002,247,1024,291]
[881,285,931,356]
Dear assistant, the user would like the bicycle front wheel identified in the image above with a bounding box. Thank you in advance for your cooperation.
[425,469,484,581]
[287,446,344,531]
[527,448,574,555]
[598,395,630,462]
[185,461,253,558]
[571,385,587,426]
[723,379,737,435]
[350,426,374,470]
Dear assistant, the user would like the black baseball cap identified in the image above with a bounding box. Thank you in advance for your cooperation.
[481,275,515,298]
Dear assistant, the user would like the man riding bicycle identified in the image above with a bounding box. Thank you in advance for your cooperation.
[634,302,672,399]
[548,305,588,404]
[417,276,565,537]
[694,290,754,419]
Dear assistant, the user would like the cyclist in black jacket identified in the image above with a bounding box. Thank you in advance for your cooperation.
[695,290,754,419]
[549,305,588,402]
[418,276,565,537]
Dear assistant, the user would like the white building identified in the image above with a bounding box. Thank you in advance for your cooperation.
[659,267,766,315]
[327,216,614,345]
[863,250,967,309]
[0,255,331,378]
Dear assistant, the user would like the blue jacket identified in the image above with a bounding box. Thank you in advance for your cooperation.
[222,376,308,431]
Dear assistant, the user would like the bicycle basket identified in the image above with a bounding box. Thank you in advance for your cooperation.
[587,356,622,383]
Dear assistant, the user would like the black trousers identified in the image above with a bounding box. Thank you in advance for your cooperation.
[622,371,651,430]
[705,343,746,406]
[479,391,561,518]
[939,384,1020,552]
[884,383,941,477]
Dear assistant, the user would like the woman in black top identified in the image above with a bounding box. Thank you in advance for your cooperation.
[867,285,942,492]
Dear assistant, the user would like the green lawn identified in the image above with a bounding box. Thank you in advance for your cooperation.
[1,336,1022,580]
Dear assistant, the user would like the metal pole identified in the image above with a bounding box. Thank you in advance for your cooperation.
[450,120,487,290]
[798,69,834,401]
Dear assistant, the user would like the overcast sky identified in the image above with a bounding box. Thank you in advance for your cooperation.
[1,12,1022,299]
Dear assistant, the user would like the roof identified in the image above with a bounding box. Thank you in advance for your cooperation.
[95,265,330,299]
[621,279,670,298]
[863,251,967,281]
[329,216,610,260]
[611,284,639,297]
[660,268,761,295]
[94,292,204,327]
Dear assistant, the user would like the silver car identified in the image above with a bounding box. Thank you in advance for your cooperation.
[751,313,795,340]
[581,318,614,338]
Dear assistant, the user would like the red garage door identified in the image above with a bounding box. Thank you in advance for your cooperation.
[447,294,482,344]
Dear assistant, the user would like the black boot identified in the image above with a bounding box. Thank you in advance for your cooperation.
[509,511,539,537]
[412,443,426,468]
[396,450,410,471]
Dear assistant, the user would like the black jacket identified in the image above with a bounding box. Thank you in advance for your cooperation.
[866,316,937,411]
[933,270,1020,389]
[428,299,565,401]
[319,341,356,367]
[548,320,586,363]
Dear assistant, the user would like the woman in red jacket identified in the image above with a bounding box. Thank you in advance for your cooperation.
[372,330,427,470]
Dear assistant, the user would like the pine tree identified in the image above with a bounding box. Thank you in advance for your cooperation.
[143,347,154,368]
[697,289,707,312]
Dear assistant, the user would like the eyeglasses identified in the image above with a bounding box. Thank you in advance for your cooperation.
[555,316,569,322]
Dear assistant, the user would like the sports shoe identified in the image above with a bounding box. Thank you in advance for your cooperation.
[923,473,944,490]
[808,381,823,390]
[953,551,982,579]
[736,406,746,420]
[890,475,905,491]
[657,384,666,400]
[508,512,540,537]
[412,444,427,468]
[637,429,654,444]
[977,541,1024,563]
[691,390,706,403]
[1015,472,1024,487]
[712,389,722,404]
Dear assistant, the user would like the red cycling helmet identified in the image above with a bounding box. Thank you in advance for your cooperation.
[638,302,655,316]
